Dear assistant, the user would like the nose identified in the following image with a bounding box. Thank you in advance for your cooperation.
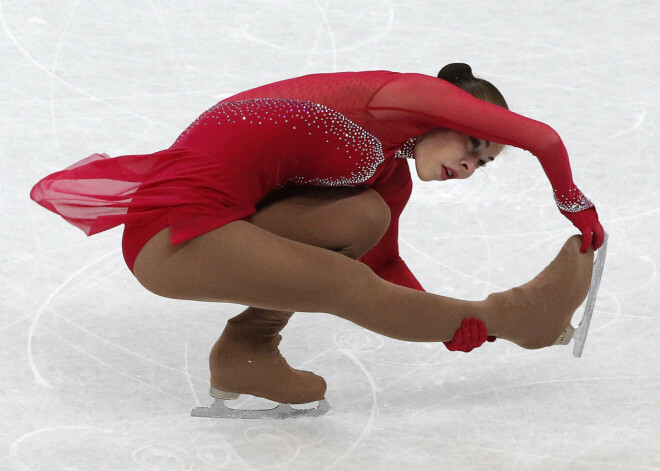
[459,156,477,178]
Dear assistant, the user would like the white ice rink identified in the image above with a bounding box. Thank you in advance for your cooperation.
[2,0,659,469]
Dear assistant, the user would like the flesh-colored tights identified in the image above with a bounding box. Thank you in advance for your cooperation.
[129,186,591,348]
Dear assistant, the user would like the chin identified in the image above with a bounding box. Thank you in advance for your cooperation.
[414,163,431,182]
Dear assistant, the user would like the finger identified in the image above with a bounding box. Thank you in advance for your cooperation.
[467,320,476,346]
[461,319,472,348]
[453,329,463,349]
[477,321,487,345]
[470,320,480,347]
[470,320,482,349]
[580,230,592,253]
[444,323,460,350]
[593,223,605,250]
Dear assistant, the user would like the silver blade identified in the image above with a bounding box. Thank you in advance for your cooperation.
[573,232,608,358]
[191,398,330,419]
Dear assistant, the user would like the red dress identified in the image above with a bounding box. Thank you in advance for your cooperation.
[30,71,594,290]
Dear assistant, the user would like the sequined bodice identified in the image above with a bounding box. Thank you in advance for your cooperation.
[174,98,390,188]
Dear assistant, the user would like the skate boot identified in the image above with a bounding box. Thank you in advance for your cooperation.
[192,309,329,419]
[484,235,597,350]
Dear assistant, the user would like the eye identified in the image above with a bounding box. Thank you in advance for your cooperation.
[478,156,495,168]
[469,137,481,149]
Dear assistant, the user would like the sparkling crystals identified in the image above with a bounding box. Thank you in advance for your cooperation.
[395,138,416,159]
[554,187,594,212]
[173,97,386,187]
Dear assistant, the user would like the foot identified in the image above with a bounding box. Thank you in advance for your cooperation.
[209,312,327,404]
[485,235,594,349]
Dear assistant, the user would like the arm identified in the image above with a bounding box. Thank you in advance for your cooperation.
[367,73,604,250]
[367,73,589,209]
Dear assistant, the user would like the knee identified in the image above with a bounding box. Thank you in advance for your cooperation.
[131,228,194,300]
[133,256,179,300]
[343,188,391,258]
[361,187,391,238]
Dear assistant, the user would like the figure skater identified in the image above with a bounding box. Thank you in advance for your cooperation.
[31,64,605,418]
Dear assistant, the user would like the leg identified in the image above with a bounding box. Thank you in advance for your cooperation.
[135,185,395,405]
[230,184,393,330]
[207,185,393,404]
[134,217,483,342]
[133,185,393,313]
[133,193,593,346]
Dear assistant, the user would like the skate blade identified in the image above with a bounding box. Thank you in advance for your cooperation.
[191,398,330,419]
[572,232,608,358]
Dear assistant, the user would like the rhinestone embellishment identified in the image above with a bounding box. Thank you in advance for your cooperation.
[554,187,594,212]
[174,98,385,187]
[394,137,416,159]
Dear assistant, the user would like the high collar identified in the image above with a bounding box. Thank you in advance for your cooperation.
[394,138,416,159]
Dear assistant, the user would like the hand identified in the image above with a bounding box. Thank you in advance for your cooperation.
[560,207,605,252]
[444,318,496,352]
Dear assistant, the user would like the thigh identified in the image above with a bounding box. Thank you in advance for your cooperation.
[249,185,391,257]
[133,219,379,314]
[122,211,170,272]
[132,185,390,302]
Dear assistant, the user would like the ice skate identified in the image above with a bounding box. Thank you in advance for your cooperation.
[569,232,608,357]
[191,386,330,419]
[191,309,329,419]
[484,235,597,350]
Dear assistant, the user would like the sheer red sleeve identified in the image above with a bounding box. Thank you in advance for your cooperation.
[367,73,594,213]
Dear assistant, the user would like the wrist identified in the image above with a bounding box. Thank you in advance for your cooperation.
[554,187,594,213]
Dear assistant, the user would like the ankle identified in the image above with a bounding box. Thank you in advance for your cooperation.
[474,294,502,340]
[480,290,561,350]
[479,291,528,345]
[229,307,292,325]
[223,308,292,342]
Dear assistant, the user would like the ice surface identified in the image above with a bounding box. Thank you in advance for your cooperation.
[2,0,660,469]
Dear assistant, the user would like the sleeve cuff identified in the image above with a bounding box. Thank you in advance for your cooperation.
[554,187,594,212]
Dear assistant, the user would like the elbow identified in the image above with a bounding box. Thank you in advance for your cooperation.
[535,124,564,156]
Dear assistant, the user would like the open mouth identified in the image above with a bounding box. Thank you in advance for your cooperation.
[442,165,457,180]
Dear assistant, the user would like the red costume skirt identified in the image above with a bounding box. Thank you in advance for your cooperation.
[31,147,258,273]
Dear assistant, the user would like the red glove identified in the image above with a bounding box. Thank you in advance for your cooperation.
[560,207,605,252]
[444,318,496,352]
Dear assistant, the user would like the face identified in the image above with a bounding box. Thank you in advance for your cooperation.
[413,129,504,182]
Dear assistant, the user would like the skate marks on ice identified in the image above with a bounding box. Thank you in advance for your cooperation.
[573,232,609,358]
[235,0,395,55]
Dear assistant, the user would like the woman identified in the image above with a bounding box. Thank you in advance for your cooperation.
[31,64,605,414]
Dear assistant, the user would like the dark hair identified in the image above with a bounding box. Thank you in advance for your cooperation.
[438,63,508,110]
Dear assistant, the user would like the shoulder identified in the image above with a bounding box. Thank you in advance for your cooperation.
[222,71,400,103]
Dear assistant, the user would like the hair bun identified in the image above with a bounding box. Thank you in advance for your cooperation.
[437,63,474,83]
